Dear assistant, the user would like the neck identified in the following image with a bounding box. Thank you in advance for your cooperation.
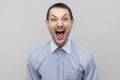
[55,39,68,47]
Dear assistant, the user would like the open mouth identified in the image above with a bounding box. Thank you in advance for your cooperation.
[55,30,65,35]
[55,30,65,40]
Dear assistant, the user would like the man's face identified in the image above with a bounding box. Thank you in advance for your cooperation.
[46,8,74,47]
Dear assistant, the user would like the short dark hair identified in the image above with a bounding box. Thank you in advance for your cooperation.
[46,3,74,20]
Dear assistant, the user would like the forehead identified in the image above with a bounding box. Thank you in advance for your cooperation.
[49,8,70,17]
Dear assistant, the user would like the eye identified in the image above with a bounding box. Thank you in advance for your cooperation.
[50,18,57,22]
[62,17,69,22]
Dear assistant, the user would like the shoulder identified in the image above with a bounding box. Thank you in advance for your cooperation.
[28,41,50,68]
[71,41,94,67]
[30,41,50,57]
[71,40,92,56]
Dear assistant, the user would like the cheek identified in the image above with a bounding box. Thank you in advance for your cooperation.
[48,23,56,31]
[48,26,55,35]
[66,25,72,32]
[65,22,72,28]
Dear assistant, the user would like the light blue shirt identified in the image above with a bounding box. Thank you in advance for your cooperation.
[27,40,98,80]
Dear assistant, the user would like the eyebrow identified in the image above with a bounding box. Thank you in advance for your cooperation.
[63,13,69,18]
[50,13,69,18]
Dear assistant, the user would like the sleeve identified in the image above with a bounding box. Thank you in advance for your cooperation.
[83,54,98,80]
[27,54,41,80]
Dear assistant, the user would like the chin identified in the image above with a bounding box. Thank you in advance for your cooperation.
[55,39,66,47]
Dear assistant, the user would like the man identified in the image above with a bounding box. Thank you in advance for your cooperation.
[27,3,98,80]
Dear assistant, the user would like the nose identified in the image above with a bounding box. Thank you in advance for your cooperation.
[57,19,63,27]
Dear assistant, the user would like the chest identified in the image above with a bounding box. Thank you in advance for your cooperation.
[38,53,84,80]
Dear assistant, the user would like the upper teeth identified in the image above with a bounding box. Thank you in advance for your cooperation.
[56,30,64,32]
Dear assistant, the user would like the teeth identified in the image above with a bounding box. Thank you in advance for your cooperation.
[55,30,65,34]
[56,30,64,32]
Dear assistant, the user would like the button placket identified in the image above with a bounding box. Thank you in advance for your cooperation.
[57,48,64,80]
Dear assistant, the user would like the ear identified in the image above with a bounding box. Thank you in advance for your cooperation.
[45,20,49,28]
[71,19,74,28]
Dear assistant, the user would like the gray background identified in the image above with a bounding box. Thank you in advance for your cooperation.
[0,0,120,80]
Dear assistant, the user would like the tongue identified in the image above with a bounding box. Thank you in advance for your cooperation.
[56,33,64,40]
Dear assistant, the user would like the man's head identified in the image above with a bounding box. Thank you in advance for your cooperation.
[46,3,74,47]
[46,3,74,20]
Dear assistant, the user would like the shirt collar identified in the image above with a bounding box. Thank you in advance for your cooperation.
[50,40,71,54]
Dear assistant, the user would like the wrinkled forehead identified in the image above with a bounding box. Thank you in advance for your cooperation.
[49,8,70,18]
